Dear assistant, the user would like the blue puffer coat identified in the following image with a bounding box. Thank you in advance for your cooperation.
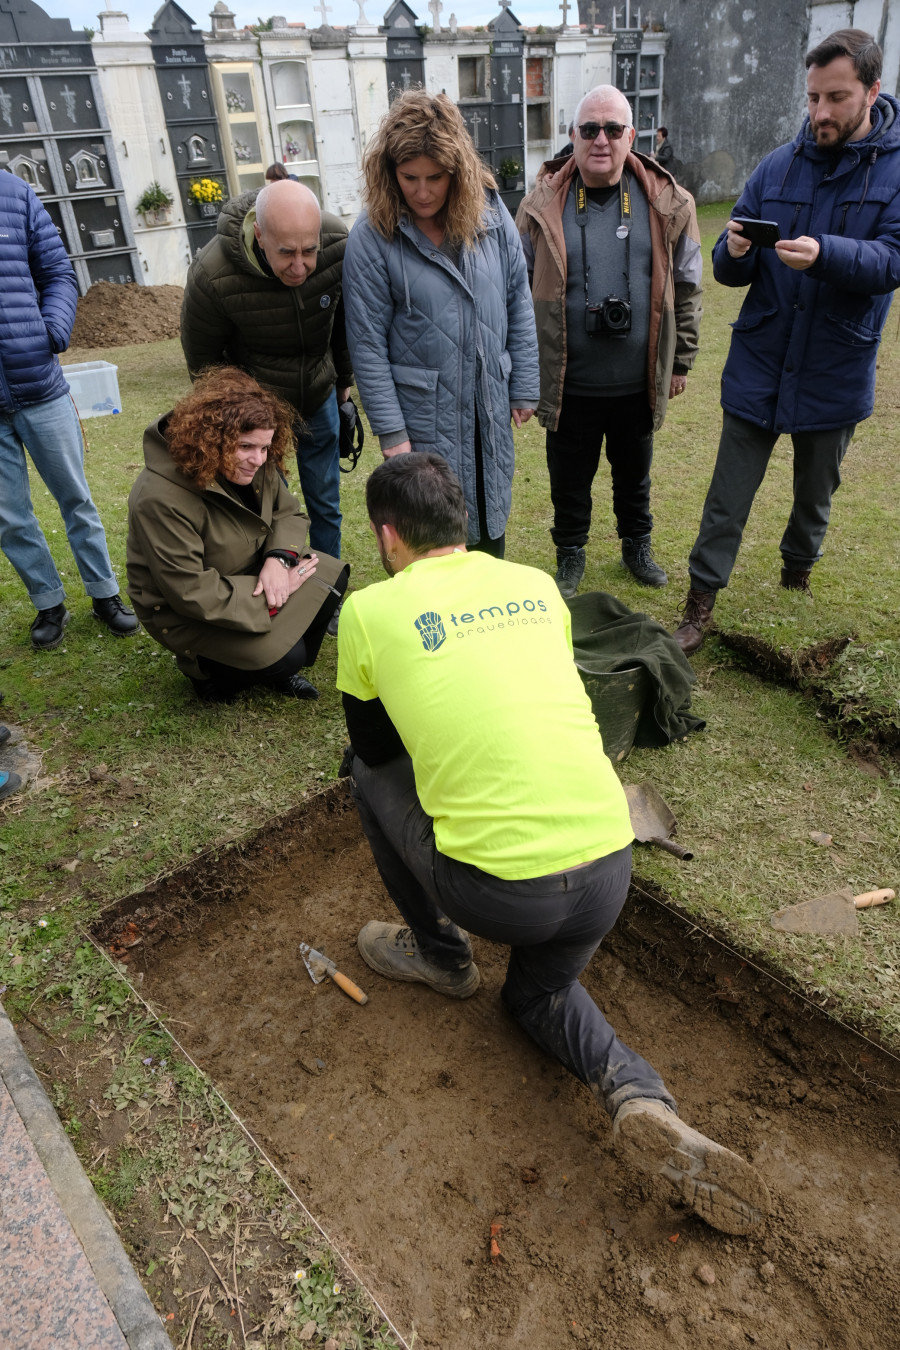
[713,93,900,434]
[0,171,77,412]
[344,192,539,543]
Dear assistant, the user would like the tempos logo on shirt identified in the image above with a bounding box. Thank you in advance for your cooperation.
[414,598,550,650]
[414,611,446,651]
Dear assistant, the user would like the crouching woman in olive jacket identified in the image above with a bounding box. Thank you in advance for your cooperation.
[127,367,348,703]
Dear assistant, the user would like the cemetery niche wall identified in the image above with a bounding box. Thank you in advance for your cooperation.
[0,0,139,293]
[385,0,424,102]
[149,0,227,256]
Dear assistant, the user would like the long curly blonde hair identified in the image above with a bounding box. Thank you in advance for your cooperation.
[362,90,496,248]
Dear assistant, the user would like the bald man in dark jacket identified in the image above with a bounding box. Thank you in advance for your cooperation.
[181,181,352,561]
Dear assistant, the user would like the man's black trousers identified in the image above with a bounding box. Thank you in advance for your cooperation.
[349,752,674,1120]
[546,391,655,549]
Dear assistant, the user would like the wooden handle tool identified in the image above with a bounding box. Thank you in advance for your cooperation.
[853,888,895,909]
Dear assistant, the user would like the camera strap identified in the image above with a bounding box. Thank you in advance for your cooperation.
[574,170,632,310]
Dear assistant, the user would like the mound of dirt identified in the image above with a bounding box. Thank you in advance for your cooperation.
[69,282,184,350]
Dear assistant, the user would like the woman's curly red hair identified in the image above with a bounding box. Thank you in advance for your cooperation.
[164,366,298,487]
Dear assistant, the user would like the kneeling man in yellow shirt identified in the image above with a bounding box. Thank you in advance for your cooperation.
[337,453,769,1236]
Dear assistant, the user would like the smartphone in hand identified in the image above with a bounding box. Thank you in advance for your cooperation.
[732,217,782,248]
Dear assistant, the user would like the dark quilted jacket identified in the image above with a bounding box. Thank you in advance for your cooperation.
[0,170,77,412]
[180,190,352,418]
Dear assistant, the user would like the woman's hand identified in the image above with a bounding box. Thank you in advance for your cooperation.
[383,441,412,458]
[254,554,319,609]
[511,408,534,428]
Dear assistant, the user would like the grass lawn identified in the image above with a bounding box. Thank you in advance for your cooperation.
[1,201,899,1343]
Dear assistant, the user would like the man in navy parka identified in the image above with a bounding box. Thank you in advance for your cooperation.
[674,28,900,653]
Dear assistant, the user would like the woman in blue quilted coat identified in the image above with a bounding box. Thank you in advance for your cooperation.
[343,91,539,556]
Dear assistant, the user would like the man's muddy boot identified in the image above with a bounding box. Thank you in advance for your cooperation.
[554,546,586,599]
[673,587,716,655]
[357,922,480,998]
[613,1098,771,1235]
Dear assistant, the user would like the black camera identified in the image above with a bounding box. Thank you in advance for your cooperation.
[585,295,632,337]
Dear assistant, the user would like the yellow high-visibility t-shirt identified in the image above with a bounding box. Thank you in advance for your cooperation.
[336,550,633,880]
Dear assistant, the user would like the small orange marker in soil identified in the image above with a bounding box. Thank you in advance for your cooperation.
[489,1221,503,1263]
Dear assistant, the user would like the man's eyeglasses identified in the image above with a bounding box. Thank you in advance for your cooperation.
[577,121,628,142]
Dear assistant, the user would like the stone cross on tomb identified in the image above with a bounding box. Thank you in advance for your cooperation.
[60,84,77,123]
[468,107,483,147]
[587,0,599,24]
[501,63,511,96]
[177,73,192,109]
[498,0,512,8]
[355,0,371,23]
[400,66,411,88]
[316,0,332,25]
[428,0,443,31]
[0,85,12,129]
[558,0,570,26]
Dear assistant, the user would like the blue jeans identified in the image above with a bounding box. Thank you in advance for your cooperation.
[295,390,341,558]
[349,753,675,1119]
[0,392,118,610]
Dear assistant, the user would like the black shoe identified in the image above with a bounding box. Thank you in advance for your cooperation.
[0,724,9,746]
[190,678,238,705]
[30,604,71,650]
[554,546,586,599]
[780,566,813,596]
[326,598,343,638]
[621,535,668,588]
[0,770,21,802]
[92,594,139,637]
[274,673,319,701]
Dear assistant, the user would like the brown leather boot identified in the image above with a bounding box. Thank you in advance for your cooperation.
[780,566,813,596]
[673,587,716,654]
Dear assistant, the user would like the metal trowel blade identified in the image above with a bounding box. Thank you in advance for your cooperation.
[770,888,858,936]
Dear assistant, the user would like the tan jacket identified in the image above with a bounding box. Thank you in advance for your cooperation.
[126,419,346,679]
[516,152,702,432]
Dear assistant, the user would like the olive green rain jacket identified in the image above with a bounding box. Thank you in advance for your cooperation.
[127,419,346,679]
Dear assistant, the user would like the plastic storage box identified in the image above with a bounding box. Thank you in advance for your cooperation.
[61,361,121,418]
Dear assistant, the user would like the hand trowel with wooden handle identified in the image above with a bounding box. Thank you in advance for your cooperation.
[770,887,895,936]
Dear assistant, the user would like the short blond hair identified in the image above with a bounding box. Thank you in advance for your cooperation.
[362,90,496,248]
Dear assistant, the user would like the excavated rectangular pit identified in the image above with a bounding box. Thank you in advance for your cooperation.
[94,783,900,1350]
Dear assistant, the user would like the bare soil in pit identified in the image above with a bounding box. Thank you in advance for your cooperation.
[96,787,900,1350]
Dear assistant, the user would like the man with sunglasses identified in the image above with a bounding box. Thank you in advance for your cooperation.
[517,85,701,597]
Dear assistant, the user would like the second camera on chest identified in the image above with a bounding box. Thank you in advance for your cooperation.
[585,295,632,337]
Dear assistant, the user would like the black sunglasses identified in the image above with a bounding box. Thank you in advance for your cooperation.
[577,121,628,141]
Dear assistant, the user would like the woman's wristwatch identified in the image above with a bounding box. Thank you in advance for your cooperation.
[265,549,300,570]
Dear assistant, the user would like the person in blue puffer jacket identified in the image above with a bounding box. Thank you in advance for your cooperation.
[0,171,136,648]
[673,28,900,654]
[343,90,539,557]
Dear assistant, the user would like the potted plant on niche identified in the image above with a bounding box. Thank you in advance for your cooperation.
[188,177,226,217]
[499,157,523,190]
[136,182,174,227]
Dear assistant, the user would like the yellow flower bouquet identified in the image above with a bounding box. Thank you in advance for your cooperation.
[188,177,225,204]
